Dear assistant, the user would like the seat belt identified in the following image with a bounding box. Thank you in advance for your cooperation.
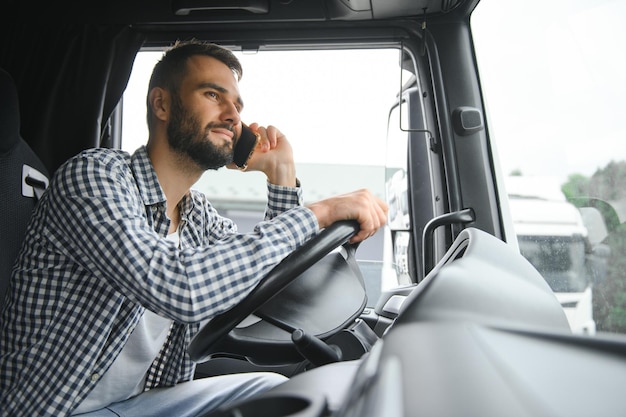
[22,164,49,201]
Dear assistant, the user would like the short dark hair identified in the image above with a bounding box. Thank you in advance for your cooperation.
[146,40,243,128]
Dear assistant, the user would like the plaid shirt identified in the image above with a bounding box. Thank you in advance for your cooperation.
[0,146,318,416]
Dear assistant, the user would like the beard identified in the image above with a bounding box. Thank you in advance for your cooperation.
[166,96,235,171]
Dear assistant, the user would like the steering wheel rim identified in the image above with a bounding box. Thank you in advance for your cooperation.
[188,219,361,363]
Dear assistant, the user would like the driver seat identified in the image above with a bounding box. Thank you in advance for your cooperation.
[0,67,49,311]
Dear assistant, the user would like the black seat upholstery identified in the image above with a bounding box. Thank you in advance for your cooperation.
[0,67,49,310]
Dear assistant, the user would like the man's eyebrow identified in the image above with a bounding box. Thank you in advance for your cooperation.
[199,82,244,109]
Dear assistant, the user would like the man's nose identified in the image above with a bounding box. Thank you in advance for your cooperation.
[220,101,241,125]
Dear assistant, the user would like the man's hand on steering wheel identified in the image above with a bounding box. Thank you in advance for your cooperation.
[306,189,388,244]
[188,188,387,363]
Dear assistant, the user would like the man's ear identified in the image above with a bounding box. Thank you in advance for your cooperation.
[149,87,170,122]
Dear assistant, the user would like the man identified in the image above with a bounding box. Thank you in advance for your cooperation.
[0,40,388,416]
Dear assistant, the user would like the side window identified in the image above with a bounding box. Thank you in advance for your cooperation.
[385,100,412,286]
[472,0,626,335]
[121,47,404,304]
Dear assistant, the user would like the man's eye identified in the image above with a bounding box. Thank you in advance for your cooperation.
[207,91,219,99]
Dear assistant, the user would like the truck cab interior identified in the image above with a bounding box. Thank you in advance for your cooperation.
[3,0,626,416]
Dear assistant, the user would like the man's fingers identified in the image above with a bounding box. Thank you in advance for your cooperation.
[349,193,388,243]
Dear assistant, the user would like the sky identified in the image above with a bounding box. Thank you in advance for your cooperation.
[471,0,626,183]
[122,49,401,167]
[122,0,626,186]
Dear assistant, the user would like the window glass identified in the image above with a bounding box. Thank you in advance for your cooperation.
[385,101,412,286]
[386,101,410,231]
[472,0,626,335]
[121,48,404,303]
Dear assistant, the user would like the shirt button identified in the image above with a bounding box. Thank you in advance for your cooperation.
[91,373,100,382]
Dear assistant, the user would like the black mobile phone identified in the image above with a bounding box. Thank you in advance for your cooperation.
[233,124,259,170]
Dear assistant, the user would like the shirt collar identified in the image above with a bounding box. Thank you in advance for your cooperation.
[130,145,196,216]
[130,145,166,207]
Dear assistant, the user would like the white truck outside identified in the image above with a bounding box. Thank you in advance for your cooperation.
[507,177,596,334]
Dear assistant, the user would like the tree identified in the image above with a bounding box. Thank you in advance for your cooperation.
[562,173,589,200]
[562,161,626,202]
[561,160,626,333]
[588,160,626,201]
[593,224,626,333]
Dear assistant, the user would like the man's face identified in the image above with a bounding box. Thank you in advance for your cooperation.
[167,95,234,170]
[166,55,244,171]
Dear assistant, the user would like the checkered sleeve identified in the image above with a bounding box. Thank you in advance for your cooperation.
[264,179,304,220]
[50,154,319,324]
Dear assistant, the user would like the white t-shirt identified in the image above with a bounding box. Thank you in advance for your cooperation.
[73,233,178,414]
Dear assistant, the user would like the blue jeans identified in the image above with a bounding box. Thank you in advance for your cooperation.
[73,372,288,417]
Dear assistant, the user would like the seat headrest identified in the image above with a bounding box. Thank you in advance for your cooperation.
[0,67,22,153]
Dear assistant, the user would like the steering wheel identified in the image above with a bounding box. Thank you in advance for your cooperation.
[188,220,363,364]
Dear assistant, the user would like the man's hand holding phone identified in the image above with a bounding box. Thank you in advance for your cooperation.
[231,123,388,242]
[231,123,297,187]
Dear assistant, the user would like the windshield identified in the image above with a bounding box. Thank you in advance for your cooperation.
[472,0,626,334]
[517,236,588,293]
[121,47,404,306]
